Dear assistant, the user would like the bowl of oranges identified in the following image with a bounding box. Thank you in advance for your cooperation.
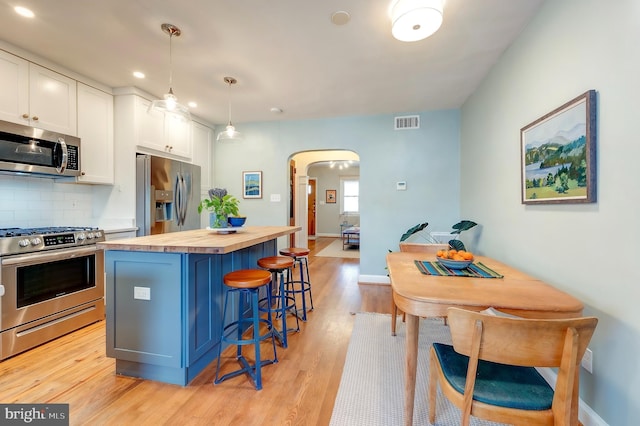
[436,249,474,269]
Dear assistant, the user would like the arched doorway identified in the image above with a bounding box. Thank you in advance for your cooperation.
[288,150,359,250]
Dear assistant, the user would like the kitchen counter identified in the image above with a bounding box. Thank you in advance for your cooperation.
[101,225,300,386]
[98,226,298,254]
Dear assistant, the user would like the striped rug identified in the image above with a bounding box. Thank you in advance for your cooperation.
[330,313,506,426]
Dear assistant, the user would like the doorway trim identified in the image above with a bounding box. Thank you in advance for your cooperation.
[308,177,317,240]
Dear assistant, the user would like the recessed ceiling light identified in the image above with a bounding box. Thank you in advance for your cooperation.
[270,107,283,113]
[188,101,197,108]
[15,6,35,18]
[331,11,350,25]
[133,71,145,79]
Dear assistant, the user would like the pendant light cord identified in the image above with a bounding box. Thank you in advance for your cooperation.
[227,83,232,125]
[168,31,174,92]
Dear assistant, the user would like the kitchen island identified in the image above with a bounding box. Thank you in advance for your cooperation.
[97,226,300,386]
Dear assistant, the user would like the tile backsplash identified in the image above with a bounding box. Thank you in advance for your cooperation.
[0,175,93,228]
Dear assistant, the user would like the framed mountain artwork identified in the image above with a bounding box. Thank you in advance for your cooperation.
[520,90,597,204]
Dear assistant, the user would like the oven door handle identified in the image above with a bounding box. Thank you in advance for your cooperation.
[0,246,98,266]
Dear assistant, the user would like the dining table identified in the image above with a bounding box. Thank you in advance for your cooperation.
[386,251,585,426]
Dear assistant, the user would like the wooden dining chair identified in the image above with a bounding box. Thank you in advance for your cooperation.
[391,243,449,335]
[428,307,598,426]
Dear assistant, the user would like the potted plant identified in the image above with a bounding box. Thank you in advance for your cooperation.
[197,188,240,228]
[399,220,478,251]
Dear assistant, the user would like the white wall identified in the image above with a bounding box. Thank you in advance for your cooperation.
[0,175,93,227]
[213,111,461,278]
[460,1,639,424]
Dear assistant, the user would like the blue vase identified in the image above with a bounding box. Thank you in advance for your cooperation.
[209,212,228,228]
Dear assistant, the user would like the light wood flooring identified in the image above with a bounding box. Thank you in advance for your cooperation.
[0,237,391,425]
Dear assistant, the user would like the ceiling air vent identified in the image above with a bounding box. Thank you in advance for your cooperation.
[394,115,420,130]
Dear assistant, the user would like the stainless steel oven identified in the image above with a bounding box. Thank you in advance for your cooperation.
[0,227,104,360]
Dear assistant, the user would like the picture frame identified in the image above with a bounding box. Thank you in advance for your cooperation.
[326,189,336,203]
[242,171,262,199]
[520,90,597,204]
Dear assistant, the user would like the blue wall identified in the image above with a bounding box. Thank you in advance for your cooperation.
[460,0,639,424]
[213,110,461,277]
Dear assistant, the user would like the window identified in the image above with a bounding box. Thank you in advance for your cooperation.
[341,177,359,213]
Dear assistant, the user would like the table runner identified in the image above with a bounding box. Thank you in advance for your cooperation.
[415,260,503,278]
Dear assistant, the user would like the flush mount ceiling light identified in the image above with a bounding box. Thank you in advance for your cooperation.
[148,23,191,122]
[390,0,444,42]
[217,76,243,142]
[329,160,355,170]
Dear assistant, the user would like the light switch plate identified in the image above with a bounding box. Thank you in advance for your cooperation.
[270,194,281,202]
[397,181,407,191]
[134,286,151,300]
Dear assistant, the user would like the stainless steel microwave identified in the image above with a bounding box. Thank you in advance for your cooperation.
[0,119,80,178]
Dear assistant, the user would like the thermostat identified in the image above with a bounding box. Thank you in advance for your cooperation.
[396,181,407,191]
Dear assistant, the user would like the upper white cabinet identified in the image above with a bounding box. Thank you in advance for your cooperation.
[0,50,28,125]
[77,83,114,184]
[191,120,213,191]
[191,120,213,229]
[132,95,192,159]
[0,50,77,135]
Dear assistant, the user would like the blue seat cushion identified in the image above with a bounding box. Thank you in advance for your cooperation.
[432,343,554,410]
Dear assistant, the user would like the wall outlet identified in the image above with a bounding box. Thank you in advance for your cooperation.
[581,348,593,373]
[134,286,151,301]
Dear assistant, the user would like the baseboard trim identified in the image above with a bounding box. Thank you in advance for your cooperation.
[316,233,341,238]
[536,367,608,426]
[358,274,390,285]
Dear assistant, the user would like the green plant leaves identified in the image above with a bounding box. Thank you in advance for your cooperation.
[450,220,477,234]
[400,222,429,242]
[198,191,240,217]
[448,239,466,251]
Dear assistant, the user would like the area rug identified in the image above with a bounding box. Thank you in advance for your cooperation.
[330,313,505,426]
[315,238,359,259]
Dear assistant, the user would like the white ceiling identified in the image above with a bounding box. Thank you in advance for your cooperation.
[0,0,544,126]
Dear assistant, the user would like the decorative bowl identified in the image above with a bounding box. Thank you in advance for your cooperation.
[436,257,472,270]
[227,216,247,227]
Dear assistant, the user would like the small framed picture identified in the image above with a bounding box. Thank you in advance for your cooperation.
[242,171,262,199]
[326,189,336,203]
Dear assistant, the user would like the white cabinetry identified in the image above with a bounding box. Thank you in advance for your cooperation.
[0,50,28,125]
[191,120,213,190]
[0,50,77,135]
[77,83,114,184]
[190,120,214,230]
[134,96,191,159]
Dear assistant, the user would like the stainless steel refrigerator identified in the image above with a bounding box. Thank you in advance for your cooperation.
[136,154,201,236]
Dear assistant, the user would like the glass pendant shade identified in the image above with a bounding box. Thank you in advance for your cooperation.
[391,0,444,42]
[149,89,191,122]
[149,23,191,122]
[217,76,243,141]
[217,123,243,141]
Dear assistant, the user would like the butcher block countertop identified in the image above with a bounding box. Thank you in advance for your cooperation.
[97,226,300,254]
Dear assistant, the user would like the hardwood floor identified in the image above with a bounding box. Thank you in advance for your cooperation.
[0,237,391,425]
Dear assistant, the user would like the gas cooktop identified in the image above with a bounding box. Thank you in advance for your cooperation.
[0,226,105,256]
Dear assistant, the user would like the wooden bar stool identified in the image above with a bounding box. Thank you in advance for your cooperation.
[214,269,277,390]
[257,256,300,349]
[279,247,314,321]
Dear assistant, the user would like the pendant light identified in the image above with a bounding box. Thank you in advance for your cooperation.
[217,76,243,141]
[148,23,191,122]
